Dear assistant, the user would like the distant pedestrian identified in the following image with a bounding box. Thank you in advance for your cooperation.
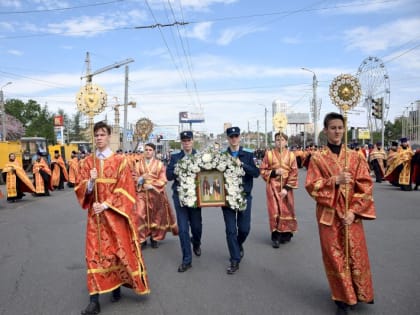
[50,150,68,190]
[1,153,35,202]
[32,152,52,196]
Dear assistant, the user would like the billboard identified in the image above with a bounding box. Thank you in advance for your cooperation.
[286,113,310,124]
[54,115,64,126]
[151,125,179,141]
[179,111,205,123]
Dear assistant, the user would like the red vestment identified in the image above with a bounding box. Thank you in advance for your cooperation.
[75,153,149,296]
[260,149,298,233]
[133,157,178,242]
[305,146,376,305]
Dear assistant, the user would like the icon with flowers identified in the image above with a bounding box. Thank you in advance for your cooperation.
[174,148,246,210]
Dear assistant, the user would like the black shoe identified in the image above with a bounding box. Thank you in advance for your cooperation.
[334,301,349,315]
[177,263,192,272]
[239,245,244,258]
[110,287,121,303]
[150,239,159,248]
[193,244,201,256]
[81,301,100,315]
[227,262,239,275]
[272,239,280,248]
[141,241,147,249]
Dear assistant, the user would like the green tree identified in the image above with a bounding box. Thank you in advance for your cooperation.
[24,105,55,143]
[5,99,41,127]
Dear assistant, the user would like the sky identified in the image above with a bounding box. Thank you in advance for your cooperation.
[1,0,420,140]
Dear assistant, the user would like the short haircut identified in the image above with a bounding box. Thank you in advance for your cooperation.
[323,112,344,128]
[94,121,111,135]
[145,143,156,151]
[274,132,288,141]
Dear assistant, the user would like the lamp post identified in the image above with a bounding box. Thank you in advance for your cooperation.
[301,68,319,146]
[1,81,12,141]
[258,104,268,148]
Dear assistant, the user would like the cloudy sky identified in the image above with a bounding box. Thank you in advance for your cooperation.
[1,0,419,138]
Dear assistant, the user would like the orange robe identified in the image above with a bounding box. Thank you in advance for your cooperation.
[75,153,150,296]
[260,149,298,233]
[305,146,376,305]
[384,146,414,186]
[51,156,69,188]
[133,157,178,242]
[2,160,35,200]
[67,157,79,186]
[32,158,52,195]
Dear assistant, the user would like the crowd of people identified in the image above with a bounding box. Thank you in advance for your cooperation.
[1,114,419,315]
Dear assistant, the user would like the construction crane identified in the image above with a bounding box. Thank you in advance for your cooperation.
[80,52,134,83]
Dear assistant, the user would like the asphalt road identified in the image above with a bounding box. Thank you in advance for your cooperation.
[0,170,419,315]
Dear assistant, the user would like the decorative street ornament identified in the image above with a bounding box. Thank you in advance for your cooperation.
[329,74,361,112]
[135,117,153,141]
[273,112,288,132]
[76,83,107,118]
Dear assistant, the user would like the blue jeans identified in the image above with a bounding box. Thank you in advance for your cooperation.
[222,195,252,264]
[172,194,202,265]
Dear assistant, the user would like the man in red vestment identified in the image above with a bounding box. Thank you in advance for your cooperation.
[75,121,149,315]
[260,132,298,248]
[305,112,376,315]
[132,142,178,248]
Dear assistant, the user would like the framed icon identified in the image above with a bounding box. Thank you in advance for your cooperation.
[196,170,226,207]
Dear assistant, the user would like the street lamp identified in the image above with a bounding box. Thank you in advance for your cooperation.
[1,81,12,141]
[258,104,268,148]
[301,68,319,146]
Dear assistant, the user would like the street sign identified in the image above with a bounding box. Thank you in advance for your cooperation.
[358,128,370,140]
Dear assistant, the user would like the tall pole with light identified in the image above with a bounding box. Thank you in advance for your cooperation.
[0,82,12,141]
[258,104,268,148]
[302,68,319,146]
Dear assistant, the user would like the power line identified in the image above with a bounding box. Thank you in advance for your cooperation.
[0,0,125,15]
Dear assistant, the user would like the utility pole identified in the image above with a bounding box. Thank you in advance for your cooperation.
[302,68,319,146]
[1,82,12,141]
[257,120,260,149]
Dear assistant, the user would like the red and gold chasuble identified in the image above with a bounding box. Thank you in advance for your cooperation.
[2,160,35,197]
[51,156,69,186]
[32,158,52,194]
[133,157,178,242]
[260,149,298,233]
[75,153,149,296]
[305,146,376,305]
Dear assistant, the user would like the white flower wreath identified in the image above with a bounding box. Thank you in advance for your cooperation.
[174,148,247,210]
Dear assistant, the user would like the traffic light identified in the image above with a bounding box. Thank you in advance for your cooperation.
[371,97,383,119]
